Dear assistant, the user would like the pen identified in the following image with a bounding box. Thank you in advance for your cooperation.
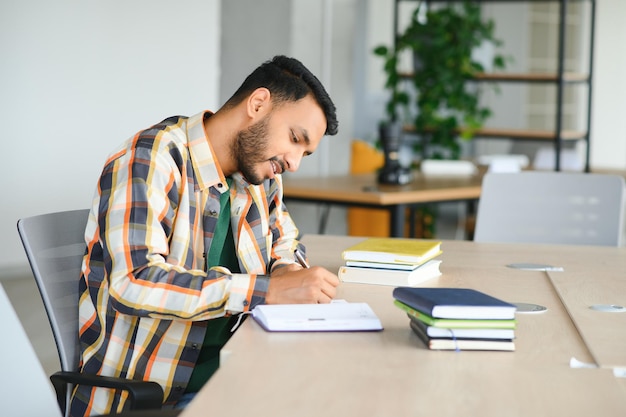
[294,249,310,269]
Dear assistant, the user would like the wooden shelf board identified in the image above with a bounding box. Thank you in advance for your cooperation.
[476,127,587,140]
[403,125,587,141]
[399,72,589,83]
[474,72,589,82]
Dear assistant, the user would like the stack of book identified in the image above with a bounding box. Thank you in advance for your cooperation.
[392,287,517,351]
[338,238,443,287]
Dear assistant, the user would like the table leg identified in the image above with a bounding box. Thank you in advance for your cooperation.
[390,204,406,237]
[465,200,477,240]
[317,204,330,234]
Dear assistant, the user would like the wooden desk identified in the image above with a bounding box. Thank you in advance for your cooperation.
[181,236,626,417]
[548,257,626,369]
[282,172,483,237]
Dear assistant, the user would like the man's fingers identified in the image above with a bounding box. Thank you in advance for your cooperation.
[320,279,338,300]
[266,266,340,304]
[317,291,333,304]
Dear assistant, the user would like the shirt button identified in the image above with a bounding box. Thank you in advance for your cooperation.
[217,183,223,188]
[243,300,249,306]
[192,343,199,350]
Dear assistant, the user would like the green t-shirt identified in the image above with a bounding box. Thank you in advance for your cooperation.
[186,179,242,393]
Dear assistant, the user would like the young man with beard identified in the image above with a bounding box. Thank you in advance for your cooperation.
[72,55,340,416]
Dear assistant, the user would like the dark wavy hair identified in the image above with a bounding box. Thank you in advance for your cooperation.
[223,55,338,136]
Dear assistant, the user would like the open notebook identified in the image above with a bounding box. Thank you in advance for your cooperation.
[252,301,383,332]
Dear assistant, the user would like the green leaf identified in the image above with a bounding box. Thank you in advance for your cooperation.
[373,0,509,160]
[373,45,388,56]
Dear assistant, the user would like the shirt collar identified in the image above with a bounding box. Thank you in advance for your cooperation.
[186,111,227,191]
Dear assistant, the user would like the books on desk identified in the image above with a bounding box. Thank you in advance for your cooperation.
[339,238,443,286]
[409,317,515,351]
[339,259,442,286]
[393,287,517,320]
[342,238,442,265]
[393,287,517,351]
[408,315,515,339]
[394,300,517,329]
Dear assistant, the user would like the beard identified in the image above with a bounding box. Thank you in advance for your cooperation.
[231,115,281,185]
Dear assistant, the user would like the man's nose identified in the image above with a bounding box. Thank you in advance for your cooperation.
[284,153,302,172]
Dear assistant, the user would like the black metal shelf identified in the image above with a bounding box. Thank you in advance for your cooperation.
[394,0,596,171]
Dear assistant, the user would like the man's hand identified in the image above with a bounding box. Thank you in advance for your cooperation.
[265,265,340,304]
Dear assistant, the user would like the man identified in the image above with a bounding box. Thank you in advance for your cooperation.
[72,55,340,416]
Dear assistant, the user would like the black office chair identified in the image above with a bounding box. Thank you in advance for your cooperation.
[17,209,176,417]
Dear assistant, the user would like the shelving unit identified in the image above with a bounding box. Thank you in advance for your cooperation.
[394,0,596,171]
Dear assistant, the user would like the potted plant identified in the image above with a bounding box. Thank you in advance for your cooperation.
[373,0,508,238]
[374,0,508,160]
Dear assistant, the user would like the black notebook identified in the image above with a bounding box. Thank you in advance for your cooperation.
[409,318,515,351]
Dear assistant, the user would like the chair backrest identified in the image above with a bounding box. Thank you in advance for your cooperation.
[347,139,390,237]
[17,209,90,373]
[0,282,63,417]
[474,172,625,246]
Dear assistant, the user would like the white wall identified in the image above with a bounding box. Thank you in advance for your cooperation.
[219,0,355,179]
[0,0,221,272]
[286,0,357,235]
[590,0,626,168]
[217,0,357,237]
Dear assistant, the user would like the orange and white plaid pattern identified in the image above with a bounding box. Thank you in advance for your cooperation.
[71,111,301,416]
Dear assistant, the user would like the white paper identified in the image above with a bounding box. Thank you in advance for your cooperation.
[569,357,597,369]
[252,302,383,332]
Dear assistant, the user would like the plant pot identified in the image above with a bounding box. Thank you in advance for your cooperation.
[377,121,413,185]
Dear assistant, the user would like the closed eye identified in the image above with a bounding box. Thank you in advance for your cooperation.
[292,129,313,156]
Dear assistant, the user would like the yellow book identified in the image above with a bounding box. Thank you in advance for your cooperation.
[342,238,442,265]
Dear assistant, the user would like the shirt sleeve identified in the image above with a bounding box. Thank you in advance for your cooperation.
[265,174,303,271]
[225,273,270,312]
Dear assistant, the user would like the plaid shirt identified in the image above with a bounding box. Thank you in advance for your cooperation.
[71,112,302,416]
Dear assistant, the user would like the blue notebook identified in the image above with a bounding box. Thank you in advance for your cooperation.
[392,287,516,320]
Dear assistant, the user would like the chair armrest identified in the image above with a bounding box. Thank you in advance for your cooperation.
[50,371,163,414]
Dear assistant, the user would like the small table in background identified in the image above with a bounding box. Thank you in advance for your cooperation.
[282,171,483,237]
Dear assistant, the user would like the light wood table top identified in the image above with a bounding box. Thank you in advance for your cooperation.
[181,236,626,417]
[548,261,626,369]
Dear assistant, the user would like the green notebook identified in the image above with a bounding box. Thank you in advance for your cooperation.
[394,300,517,329]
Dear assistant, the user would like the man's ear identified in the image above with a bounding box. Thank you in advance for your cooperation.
[247,87,271,119]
